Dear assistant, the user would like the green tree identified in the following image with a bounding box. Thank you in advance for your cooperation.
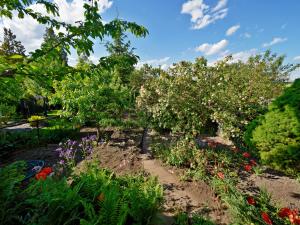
[76,53,93,70]
[53,68,131,140]
[41,27,68,65]
[100,32,139,84]
[0,28,26,56]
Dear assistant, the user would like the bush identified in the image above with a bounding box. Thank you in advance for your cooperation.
[245,79,300,171]
[28,115,46,127]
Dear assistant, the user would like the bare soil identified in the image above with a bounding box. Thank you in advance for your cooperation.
[238,169,300,209]
[143,159,230,225]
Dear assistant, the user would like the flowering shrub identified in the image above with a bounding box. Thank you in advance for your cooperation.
[137,52,294,138]
[55,135,97,172]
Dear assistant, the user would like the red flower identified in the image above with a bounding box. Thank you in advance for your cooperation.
[41,167,53,175]
[250,159,257,166]
[246,196,256,205]
[243,152,251,158]
[244,164,252,172]
[261,212,273,225]
[294,217,300,225]
[217,172,224,180]
[278,207,292,218]
[35,172,47,180]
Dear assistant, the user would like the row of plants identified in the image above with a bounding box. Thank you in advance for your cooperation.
[0,117,79,154]
[151,137,300,225]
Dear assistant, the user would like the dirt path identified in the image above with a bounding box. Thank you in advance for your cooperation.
[238,170,300,209]
[142,158,230,225]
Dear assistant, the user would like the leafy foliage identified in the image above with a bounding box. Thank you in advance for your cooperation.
[53,69,131,134]
[0,161,27,224]
[0,162,163,225]
[137,52,297,138]
[245,79,300,172]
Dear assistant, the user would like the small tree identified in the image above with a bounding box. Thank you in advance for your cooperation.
[53,69,131,140]
[0,28,25,56]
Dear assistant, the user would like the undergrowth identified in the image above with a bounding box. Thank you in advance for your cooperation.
[0,161,163,225]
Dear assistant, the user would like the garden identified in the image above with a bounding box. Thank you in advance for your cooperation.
[0,1,300,225]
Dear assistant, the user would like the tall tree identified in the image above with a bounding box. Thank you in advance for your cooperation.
[0,27,25,56]
[100,32,139,84]
[41,27,68,65]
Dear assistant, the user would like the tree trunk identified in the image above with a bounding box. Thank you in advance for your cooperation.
[139,127,148,154]
[96,126,101,146]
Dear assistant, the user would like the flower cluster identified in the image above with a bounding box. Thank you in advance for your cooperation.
[245,196,300,225]
[35,167,53,180]
[56,139,78,168]
[242,151,257,173]
[79,135,97,158]
[278,207,300,224]
[55,135,97,170]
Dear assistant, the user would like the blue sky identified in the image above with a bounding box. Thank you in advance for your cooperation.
[0,0,299,78]
[101,0,300,78]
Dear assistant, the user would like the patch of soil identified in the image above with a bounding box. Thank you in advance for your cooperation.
[238,169,300,209]
[0,144,59,167]
[91,143,143,175]
[143,159,231,225]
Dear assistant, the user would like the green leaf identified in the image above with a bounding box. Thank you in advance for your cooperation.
[10,55,24,59]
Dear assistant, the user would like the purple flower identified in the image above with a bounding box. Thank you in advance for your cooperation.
[59,160,65,165]
[55,147,63,152]
[89,135,97,141]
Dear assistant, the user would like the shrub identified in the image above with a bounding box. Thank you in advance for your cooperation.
[245,79,300,171]
[28,115,46,127]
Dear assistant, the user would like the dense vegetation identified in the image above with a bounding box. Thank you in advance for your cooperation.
[0,1,300,225]
[245,79,300,172]
[0,161,163,225]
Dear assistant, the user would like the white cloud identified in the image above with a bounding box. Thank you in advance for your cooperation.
[242,32,251,38]
[0,0,113,53]
[293,56,300,61]
[281,24,287,29]
[230,48,257,62]
[226,24,240,36]
[181,0,228,30]
[209,48,257,65]
[262,37,287,48]
[137,57,170,70]
[212,0,228,12]
[290,69,300,81]
[196,39,228,56]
